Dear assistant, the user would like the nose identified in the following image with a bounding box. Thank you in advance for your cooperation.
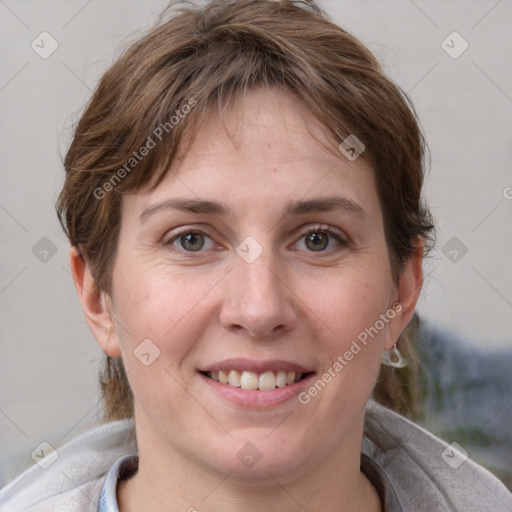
[219,247,298,339]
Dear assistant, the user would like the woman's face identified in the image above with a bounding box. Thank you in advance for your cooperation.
[94,88,419,481]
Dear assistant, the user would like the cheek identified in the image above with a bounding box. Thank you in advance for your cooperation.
[111,264,217,369]
[301,265,393,409]
[307,263,393,348]
[111,270,216,422]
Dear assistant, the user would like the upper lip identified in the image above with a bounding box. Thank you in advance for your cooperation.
[199,358,315,374]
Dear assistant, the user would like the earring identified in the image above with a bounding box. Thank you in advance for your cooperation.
[381,344,407,368]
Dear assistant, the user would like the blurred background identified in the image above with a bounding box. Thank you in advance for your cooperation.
[1,0,511,490]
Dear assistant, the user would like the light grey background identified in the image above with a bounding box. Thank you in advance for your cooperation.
[1,0,511,486]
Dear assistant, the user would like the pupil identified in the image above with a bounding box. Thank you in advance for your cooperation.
[306,232,328,251]
[182,233,203,251]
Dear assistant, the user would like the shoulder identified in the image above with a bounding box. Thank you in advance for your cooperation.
[0,419,136,511]
[363,401,512,511]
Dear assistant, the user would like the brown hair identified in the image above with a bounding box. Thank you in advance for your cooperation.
[56,0,435,422]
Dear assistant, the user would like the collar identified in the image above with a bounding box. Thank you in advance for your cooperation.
[97,453,402,511]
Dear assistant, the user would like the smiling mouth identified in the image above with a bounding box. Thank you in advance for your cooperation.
[200,370,314,391]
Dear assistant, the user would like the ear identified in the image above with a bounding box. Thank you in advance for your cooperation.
[385,239,424,350]
[69,246,121,357]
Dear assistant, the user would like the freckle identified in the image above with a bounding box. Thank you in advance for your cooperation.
[272,168,277,173]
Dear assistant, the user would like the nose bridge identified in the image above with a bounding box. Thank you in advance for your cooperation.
[239,249,281,302]
[220,239,297,337]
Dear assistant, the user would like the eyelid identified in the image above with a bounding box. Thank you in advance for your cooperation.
[162,225,215,244]
[292,223,348,251]
[295,223,346,242]
[162,226,221,253]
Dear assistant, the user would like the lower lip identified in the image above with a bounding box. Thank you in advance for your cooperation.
[198,372,315,408]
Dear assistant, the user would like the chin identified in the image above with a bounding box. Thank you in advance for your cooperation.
[201,431,315,483]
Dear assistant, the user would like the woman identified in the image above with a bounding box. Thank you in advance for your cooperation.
[1,0,510,510]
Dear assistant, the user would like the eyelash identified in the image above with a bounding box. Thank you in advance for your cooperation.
[295,225,347,252]
[163,224,347,256]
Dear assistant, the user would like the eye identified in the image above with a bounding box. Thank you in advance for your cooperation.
[164,230,217,253]
[293,225,346,253]
[163,225,347,255]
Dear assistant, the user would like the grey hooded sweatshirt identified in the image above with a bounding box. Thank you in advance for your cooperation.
[0,401,510,511]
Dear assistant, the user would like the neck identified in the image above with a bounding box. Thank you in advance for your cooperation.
[117,416,381,512]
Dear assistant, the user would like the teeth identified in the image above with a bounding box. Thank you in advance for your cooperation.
[206,369,306,390]
[276,370,287,388]
[228,370,241,387]
[258,371,276,391]
[240,371,259,390]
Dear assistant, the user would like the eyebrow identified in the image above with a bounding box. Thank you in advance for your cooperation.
[139,195,369,223]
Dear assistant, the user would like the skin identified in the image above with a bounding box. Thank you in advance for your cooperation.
[71,87,423,512]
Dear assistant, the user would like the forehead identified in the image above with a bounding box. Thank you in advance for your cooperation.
[121,88,381,224]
